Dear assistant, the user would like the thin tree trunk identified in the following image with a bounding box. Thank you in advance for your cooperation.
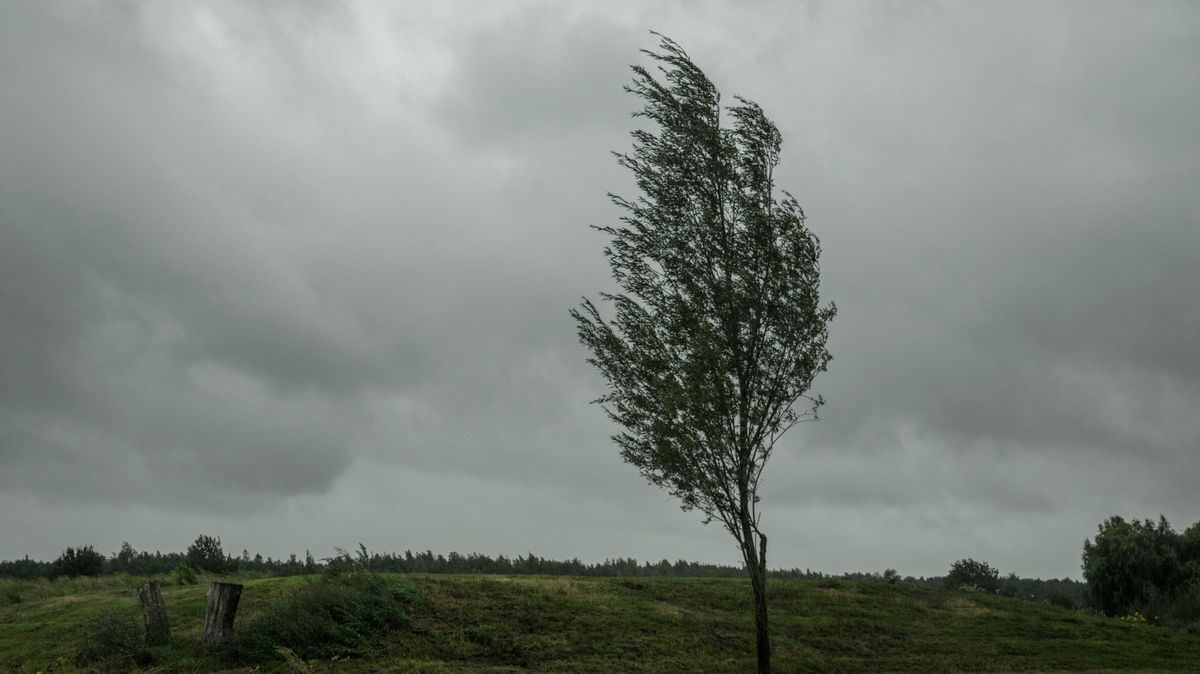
[740,519,771,673]
[200,581,243,650]
[137,580,170,646]
[752,533,770,674]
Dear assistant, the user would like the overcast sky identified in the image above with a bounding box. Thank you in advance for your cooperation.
[1,1,1197,579]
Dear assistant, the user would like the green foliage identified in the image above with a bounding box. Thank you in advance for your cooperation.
[74,608,150,668]
[461,623,497,646]
[572,33,834,541]
[1047,592,1076,610]
[171,561,198,586]
[945,559,1000,593]
[53,545,105,578]
[186,533,230,573]
[1083,516,1184,616]
[111,541,136,573]
[235,569,418,662]
[1162,581,1200,635]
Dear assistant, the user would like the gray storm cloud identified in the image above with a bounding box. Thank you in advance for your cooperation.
[1,0,1197,578]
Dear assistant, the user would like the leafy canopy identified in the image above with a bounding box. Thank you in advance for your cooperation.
[573,34,834,541]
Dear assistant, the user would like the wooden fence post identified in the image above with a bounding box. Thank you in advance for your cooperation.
[137,580,170,646]
[200,581,243,650]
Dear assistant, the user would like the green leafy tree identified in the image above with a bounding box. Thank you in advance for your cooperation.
[53,545,105,578]
[945,558,1000,593]
[572,34,835,673]
[186,534,228,574]
[1082,516,1182,616]
[111,541,136,573]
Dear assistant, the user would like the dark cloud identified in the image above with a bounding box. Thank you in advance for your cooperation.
[1,0,1197,578]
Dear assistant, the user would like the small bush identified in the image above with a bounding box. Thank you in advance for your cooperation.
[172,561,198,585]
[234,570,418,662]
[75,609,151,668]
[882,569,900,584]
[1048,592,1076,610]
[462,623,497,646]
[1162,582,1200,635]
[946,559,1000,594]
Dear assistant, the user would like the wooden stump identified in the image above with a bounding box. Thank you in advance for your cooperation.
[200,581,243,650]
[137,580,170,646]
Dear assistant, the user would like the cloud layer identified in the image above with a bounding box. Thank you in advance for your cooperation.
[2,1,1197,578]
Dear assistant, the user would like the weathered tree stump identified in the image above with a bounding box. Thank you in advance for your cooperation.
[200,581,243,650]
[137,580,170,646]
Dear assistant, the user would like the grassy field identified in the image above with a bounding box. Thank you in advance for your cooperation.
[2,573,1200,672]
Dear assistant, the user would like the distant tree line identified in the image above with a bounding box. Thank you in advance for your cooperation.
[0,535,1086,608]
[0,536,839,580]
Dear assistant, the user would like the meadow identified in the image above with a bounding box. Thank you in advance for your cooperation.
[3,572,1200,673]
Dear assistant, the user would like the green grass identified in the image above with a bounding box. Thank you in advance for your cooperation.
[2,574,1200,672]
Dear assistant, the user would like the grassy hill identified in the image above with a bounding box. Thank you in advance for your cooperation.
[2,573,1199,672]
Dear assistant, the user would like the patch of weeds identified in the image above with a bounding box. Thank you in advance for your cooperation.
[3,588,20,604]
[74,609,154,669]
[171,561,198,586]
[234,569,419,663]
[458,623,529,666]
[462,623,497,646]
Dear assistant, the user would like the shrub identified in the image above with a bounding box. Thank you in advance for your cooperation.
[462,623,497,646]
[1161,582,1200,635]
[1047,592,1076,610]
[172,561,198,585]
[234,570,418,662]
[75,609,151,668]
[945,559,1000,594]
[882,569,900,584]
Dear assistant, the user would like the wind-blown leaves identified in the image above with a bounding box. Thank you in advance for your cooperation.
[572,34,834,544]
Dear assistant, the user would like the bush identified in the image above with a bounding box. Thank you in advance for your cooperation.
[172,561,198,586]
[54,546,105,578]
[945,559,1000,594]
[234,570,418,662]
[462,623,497,646]
[1047,592,1076,610]
[1161,582,1200,635]
[75,609,151,668]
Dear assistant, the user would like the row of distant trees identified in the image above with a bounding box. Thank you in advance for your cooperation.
[1,535,1086,605]
[0,535,839,580]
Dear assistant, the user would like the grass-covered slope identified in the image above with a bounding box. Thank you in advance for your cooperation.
[3,573,1200,672]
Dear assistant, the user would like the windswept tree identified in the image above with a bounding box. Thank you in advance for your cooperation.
[572,34,835,673]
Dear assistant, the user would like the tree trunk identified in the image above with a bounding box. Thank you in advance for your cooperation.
[749,533,770,674]
[137,580,170,646]
[738,514,771,673]
[200,581,243,650]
